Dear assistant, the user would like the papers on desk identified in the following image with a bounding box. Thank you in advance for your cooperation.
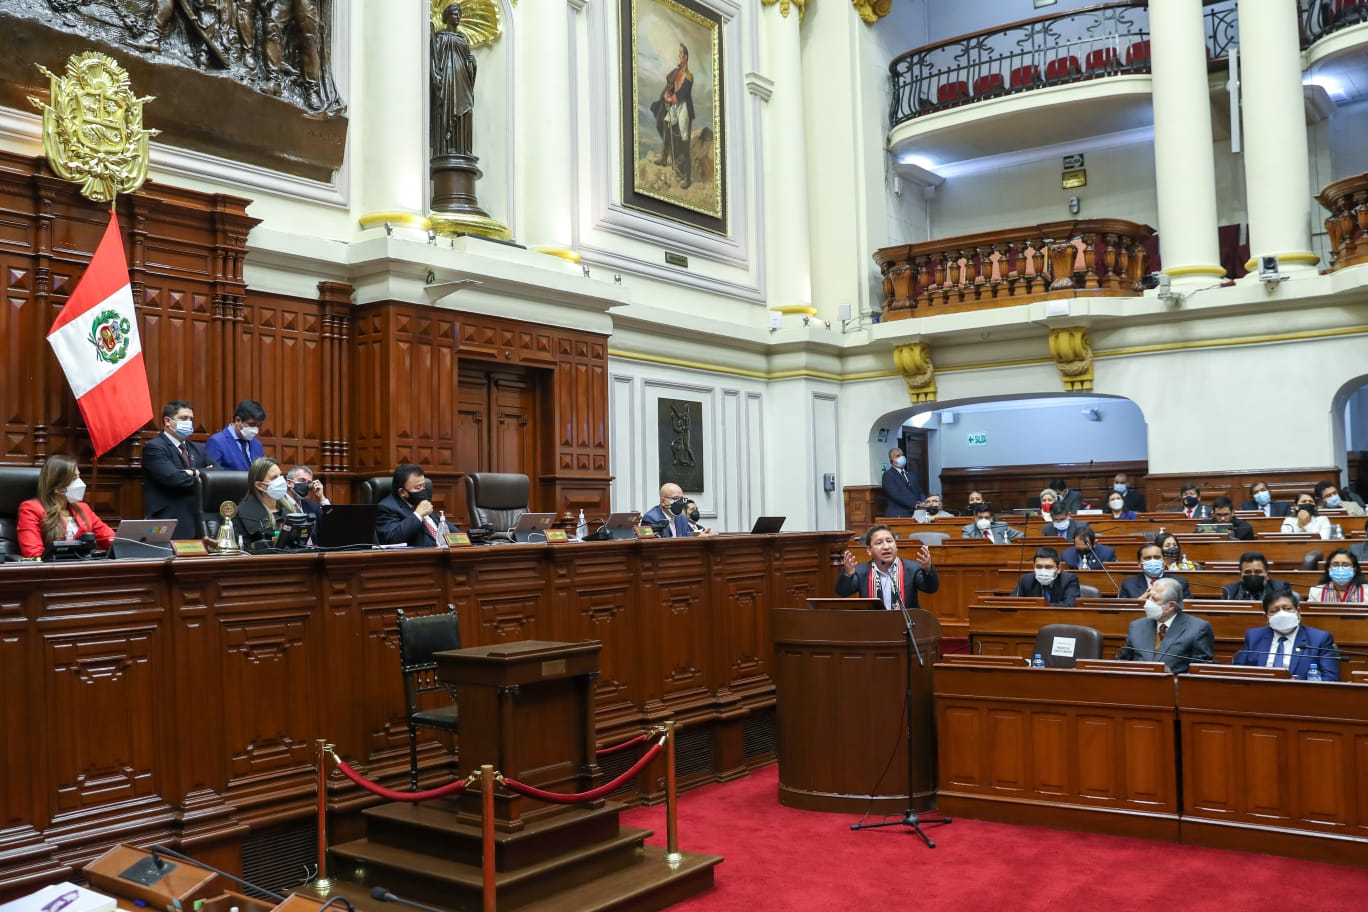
[0,883,116,912]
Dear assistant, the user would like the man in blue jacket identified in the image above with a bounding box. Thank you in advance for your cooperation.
[206,399,266,470]
[1233,590,1339,680]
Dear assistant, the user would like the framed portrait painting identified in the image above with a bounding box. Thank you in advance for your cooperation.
[620,0,727,235]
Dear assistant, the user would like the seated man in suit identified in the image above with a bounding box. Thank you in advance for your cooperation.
[1210,497,1254,540]
[1221,551,1292,601]
[960,504,1024,543]
[1040,504,1086,540]
[142,399,215,538]
[1178,482,1211,519]
[880,448,922,518]
[1061,525,1115,570]
[1315,480,1366,517]
[1118,541,1192,600]
[1233,590,1339,680]
[1112,472,1147,513]
[1120,577,1213,673]
[641,482,692,537]
[376,463,440,547]
[205,399,266,471]
[836,523,938,610]
[280,465,330,517]
[1011,546,1080,605]
[1049,477,1084,515]
[916,493,955,521]
[1241,480,1290,518]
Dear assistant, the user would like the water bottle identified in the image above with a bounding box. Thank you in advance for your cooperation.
[1307,663,1323,682]
[436,510,450,548]
[577,508,588,540]
[1333,524,1344,540]
[1032,653,1045,668]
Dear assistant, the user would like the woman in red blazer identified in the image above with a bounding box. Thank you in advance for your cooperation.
[17,455,115,558]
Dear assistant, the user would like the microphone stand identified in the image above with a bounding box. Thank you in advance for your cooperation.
[850,574,951,848]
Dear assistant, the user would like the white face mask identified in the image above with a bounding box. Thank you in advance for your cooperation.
[975,518,992,531]
[1108,499,1124,511]
[1143,599,1165,620]
[265,476,290,501]
[1034,568,1056,585]
[1268,610,1299,635]
[240,426,260,440]
[64,478,87,503]
[1053,519,1070,530]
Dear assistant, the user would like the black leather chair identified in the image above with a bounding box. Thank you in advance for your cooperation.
[1032,623,1105,669]
[1078,584,1101,599]
[197,470,250,539]
[362,477,392,505]
[0,467,42,561]
[396,605,461,790]
[464,473,530,534]
[1301,550,1324,571]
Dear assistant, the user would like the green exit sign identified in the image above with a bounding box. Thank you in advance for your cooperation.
[967,432,988,447]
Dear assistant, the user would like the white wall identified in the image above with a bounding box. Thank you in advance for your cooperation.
[1327,99,1368,179]
[930,398,1147,469]
[925,0,1100,44]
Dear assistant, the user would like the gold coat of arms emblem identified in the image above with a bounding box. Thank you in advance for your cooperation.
[29,52,158,204]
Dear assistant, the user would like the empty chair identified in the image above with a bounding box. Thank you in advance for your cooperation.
[936,81,970,106]
[464,472,530,535]
[1302,550,1324,570]
[973,74,1005,97]
[361,476,393,505]
[396,605,462,790]
[1079,584,1101,599]
[1032,623,1105,669]
[1124,40,1151,69]
[0,467,41,561]
[905,530,950,548]
[197,470,249,539]
[1044,56,1080,82]
[1085,47,1117,73]
[1009,65,1041,89]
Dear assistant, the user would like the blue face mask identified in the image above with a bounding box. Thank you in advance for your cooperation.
[1142,558,1165,578]
[1329,565,1355,585]
[1113,483,1127,494]
[1253,490,1271,506]
[1325,494,1343,508]
[894,456,907,468]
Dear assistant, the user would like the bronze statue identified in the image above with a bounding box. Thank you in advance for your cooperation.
[430,2,476,158]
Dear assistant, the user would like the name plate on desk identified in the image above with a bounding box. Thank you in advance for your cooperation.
[445,532,471,547]
[634,525,656,539]
[545,529,568,543]
[170,540,209,557]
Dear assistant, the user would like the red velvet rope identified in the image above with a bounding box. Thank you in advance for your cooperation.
[596,731,650,756]
[334,759,472,801]
[502,741,664,804]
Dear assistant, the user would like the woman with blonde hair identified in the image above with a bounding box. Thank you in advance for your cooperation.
[16,455,114,558]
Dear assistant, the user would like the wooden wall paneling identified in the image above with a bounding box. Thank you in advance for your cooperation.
[348,306,389,477]
[1142,467,1347,513]
[709,537,769,781]
[318,282,353,474]
[241,291,327,471]
[640,542,712,722]
[463,546,551,644]
[939,460,1148,515]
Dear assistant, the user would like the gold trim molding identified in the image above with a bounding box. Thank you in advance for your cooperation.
[893,342,936,403]
[852,0,891,23]
[1049,326,1094,391]
[761,0,806,19]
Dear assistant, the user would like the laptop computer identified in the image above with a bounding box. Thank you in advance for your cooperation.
[109,519,178,559]
[604,512,641,540]
[1194,522,1233,535]
[313,504,379,548]
[512,512,558,542]
[750,516,786,534]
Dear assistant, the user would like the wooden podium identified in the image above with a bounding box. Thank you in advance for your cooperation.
[771,604,941,814]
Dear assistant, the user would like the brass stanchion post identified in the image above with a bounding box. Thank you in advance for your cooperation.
[482,765,496,912]
[312,739,334,895]
[664,722,682,865]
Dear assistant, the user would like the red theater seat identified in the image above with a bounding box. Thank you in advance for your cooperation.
[1044,56,1080,81]
[936,81,970,105]
[1009,65,1041,89]
[973,74,1005,96]
[1086,48,1117,72]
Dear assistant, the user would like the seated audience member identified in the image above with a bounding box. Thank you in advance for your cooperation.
[1050,478,1083,515]
[684,499,714,536]
[1104,490,1136,520]
[1308,548,1366,603]
[963,490,986,515]
[1178,483,1211,519]
[960,504,1024,543]
[281,465,329,516]
[1210,497,1253,540]
[1118,542,1192,600]
[143,399,214,537]
[376,463,440,547]
[1156,531,1201,571]
[1040,503,1086,540]
[1037,487,1058,521]
[880,448,921,518]
[1280,494,1333,539]
[235,457,291,544]
[836,524,938,610]
[1062,526,1115,570]
[17,455,115,559]
[1233,590,1339,680]
[1350,519,1368,564]
[1011,547,1080,605]
[916,493,955,521]
[1112,472,1147,513]
[1315,480,1366,517]
[1119,577,1213,673]
[1221,552,1291,601]
[642,482,692,538]
[206,399,267,471]
[1242,481,1290,517]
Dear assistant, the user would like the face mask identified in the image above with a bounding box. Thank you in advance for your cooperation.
[173,419,193,439]
[1298,503,1317,516]
[688,509,700,522]
[1142,558,1165,578]
[1040,502,1052,515]
[975,518,991,531]
[1034,568,1056,585]
[1108,499,1124,511]
[1325,494,1342,508]
[265,476,289,500]
[63,478,87,503]
[240,426,260,440]
[1162,548,1180,561]
[1113,483,1127,494]
[925,503,941,512]
[1241,574,1266,593]
[894,456,907,468]
[407,483,432,505]
[1254,490,1271,506]
[669,498,686,516]
[1329,566,1355,585]
[1268,610,1299,635]
[292,481,312,498]
[1053,519,1070,530]
[1183,496,1198,508]
[1143,599,1165,620]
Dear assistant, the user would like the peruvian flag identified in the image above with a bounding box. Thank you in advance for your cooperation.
[46,213,153,457]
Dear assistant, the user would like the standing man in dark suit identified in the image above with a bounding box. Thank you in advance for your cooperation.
[1233,590,1339,680]
[1011,547,1081,605]
[1120,577,1214,673]
[881,447,922,518]
[1112,472,1147,513]
[142,400,215,538]
[836,524,938,610]
[205,399,266,471]
[1241,481,1291,517]
[376,463,440,547]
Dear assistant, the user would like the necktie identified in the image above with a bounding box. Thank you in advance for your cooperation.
[1155,622,1167,652]
[1273,635,1288,670]
[240,439,251,462]
[984,529,992,541]
[179,442,191,468]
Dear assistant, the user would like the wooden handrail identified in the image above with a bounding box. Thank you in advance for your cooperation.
[1315,171,1368,272]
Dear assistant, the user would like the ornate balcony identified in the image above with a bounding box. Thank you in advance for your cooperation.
[873,219,1154,321]
[1301,0,1368,47]
[1316,172,1368,272]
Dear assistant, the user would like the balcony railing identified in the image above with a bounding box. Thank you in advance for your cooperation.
[873,219,1154,320]
[1316,172,1368,272]
[1301,0,1368,46]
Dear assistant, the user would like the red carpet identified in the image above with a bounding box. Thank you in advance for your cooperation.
[621,764,1368,912]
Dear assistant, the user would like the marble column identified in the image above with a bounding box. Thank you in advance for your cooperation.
[356,0,428,236]
[761,3,814,316]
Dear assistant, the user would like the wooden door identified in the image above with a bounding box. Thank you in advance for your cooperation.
[455,362,542,523]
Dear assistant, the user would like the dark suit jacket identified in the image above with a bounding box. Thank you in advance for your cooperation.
[1220,578,1290,601]
[142,432,213,538]
[1061,543,1116,569]
[1351,541,1368,564]
[881,467,922,518]
[1123,610,1213,673]
[1234,625,1339,680]
[1241,499,1292,518]
[1179,504,1212,520]
[1118,572,1191,601]
[1120,489,1147,513]
[960,521,1023,543]
[234,495,280,543]
[1055,489,1084,515]
[1011,571,1080,605]
[642,504,691,537]
[1039,518,1088,540]
[835,558,939,610]
[1228,517,1255,540]
[375,493,435,548]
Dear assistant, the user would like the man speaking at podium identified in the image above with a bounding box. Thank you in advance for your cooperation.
[836,524,938,610]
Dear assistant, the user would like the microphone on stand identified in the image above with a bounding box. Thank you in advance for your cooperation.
[1085,547,1123,596]
[370,887,448,912]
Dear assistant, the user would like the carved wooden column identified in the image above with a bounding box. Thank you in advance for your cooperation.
[318,281,353,473]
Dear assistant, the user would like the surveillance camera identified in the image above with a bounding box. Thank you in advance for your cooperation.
[1258,256,1280,283]
[1140,273,1161,290]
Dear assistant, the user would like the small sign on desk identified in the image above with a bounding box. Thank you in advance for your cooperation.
[634,525,656,539]
[445,532,471,547]
[545,529,568,543]
[170,540,209,557]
